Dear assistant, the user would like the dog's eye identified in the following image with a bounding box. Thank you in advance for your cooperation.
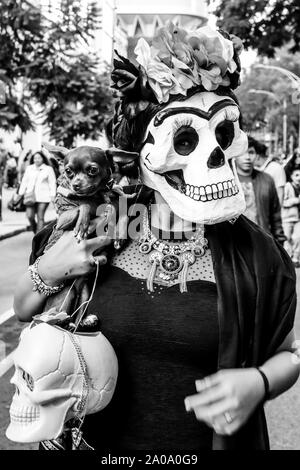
[87,167,99,177]
[65,168,74,178]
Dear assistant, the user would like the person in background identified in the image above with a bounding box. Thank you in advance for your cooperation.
[18,150,32,183]
[235,146,286,245]
[282,165,300,267]
[18,150,57,233]
[284,148,300,182]
[251,136,286,206]
[4,152,18,188]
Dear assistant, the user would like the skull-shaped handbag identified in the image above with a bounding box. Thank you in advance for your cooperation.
[6,322,118,444]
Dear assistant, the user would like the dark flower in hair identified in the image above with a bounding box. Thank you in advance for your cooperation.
[111,51,160,121]
[111,51,157,116]
[111,52,140,95]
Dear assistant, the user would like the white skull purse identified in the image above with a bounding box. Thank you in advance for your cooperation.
[6,322,118,443]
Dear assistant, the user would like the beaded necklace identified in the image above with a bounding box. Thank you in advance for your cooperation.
[139,206,208,293]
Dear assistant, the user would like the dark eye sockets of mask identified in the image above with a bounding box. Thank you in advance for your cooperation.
[215,120,234,150]
[173,126,199,155]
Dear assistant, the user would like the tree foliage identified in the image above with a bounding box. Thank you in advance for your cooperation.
[236,48,300,145]
[30,55,113,147]
[0,0,113,145]
[214,0,300,57]
[0,0,43,131]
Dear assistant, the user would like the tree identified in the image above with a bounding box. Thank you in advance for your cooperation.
[214,0,300,57]
[30,55,113,147]
[0,0,113,145]
[0,0,43,131]
[27,0,113,147]
[236,48,300,148]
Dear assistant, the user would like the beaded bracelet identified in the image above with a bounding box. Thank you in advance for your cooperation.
[256,367,271,401]
[28,256,65,297]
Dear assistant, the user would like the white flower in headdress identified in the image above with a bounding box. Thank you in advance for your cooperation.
[188,26,237,74]
[135,38,186,103]
[132,23,242,103]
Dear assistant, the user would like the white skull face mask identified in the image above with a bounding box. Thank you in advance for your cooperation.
[6,323,118,443]
[140,91,248,224]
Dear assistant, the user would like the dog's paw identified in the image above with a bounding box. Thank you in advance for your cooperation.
[73,228,88,243]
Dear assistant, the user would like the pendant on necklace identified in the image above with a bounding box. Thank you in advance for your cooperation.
[160,254,182,275]
[139,241,153,254]
[140,206,208,292]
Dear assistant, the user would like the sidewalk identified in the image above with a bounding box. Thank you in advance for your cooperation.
[0,187,57,240]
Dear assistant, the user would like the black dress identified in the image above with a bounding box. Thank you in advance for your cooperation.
[82,264,219,451]
[32,214,296,449]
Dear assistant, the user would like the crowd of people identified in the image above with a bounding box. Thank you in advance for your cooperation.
[1,134,300,257]
[234,137,300,267]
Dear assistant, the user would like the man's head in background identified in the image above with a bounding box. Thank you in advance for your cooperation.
[235,136,266,176]
[247,136,268,168]
[235,147,256,177]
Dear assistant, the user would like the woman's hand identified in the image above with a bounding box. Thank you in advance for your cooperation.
[184,368,266,436]
[38,210,114,286]
[38,231,110,286]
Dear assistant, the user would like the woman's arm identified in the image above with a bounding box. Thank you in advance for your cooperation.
[13,271,48,322]
[14,227,111,323]
[282,183,300,208]
[18,166,29,196]
[259,329,299,399]
[185,329,300,436]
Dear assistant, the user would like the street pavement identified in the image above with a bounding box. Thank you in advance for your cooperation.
[0,232,299,450]
[0,232,37,450]
[0,187,56,240]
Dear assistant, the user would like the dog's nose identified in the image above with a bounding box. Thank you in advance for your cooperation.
[207,147,225,169]
[72,182,81,191]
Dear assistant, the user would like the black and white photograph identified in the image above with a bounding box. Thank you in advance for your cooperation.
[0,0,300,458]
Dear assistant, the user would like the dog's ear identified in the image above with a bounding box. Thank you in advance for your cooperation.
[105,148,139,177]
[42,142,69,162]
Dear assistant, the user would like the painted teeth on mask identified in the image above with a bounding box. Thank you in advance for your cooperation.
[10,405,40,424]
[183,179,239,201]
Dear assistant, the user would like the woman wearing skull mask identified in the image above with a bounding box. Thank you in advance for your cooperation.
[14,24,299,450]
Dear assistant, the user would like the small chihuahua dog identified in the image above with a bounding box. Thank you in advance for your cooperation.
[41,142,138,330]
[43,143,138,245]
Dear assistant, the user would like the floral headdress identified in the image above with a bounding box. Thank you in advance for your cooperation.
[111,23,243,119]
